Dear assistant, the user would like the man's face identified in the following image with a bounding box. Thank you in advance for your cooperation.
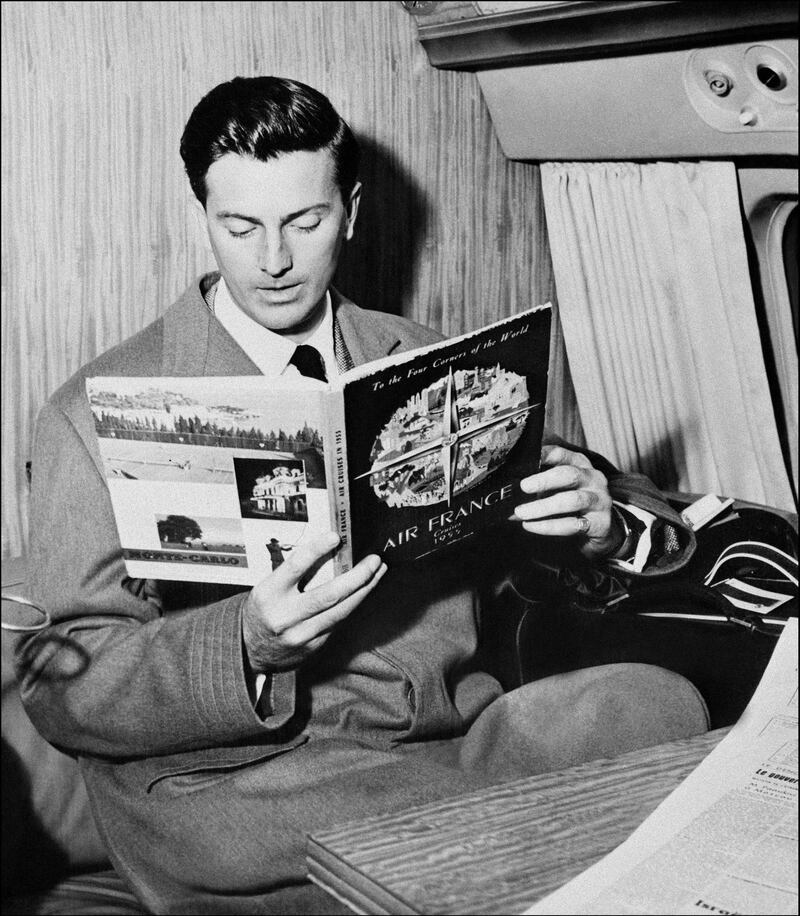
[201,149,359,341]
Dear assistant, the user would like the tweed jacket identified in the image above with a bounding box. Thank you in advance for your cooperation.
[19,274,694,790]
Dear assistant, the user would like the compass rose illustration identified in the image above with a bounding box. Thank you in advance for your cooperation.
[356,366,540,507]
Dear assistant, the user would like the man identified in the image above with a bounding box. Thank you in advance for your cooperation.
[20,77,707,914]
[267,538,292,571]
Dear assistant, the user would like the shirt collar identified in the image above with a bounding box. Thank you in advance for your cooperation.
[212,277,337,381]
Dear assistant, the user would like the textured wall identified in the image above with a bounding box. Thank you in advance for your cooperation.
[1,0,566,558]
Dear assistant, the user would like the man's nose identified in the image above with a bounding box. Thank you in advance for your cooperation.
[259,232,292,276]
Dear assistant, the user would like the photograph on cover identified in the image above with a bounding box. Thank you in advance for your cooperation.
[97,437,236,484]
[86,376,328,486]
[234,456,309,522]
[362,365,532,507]
[265,535,294,570]
[154,513,246,556]
[238,517,328,577]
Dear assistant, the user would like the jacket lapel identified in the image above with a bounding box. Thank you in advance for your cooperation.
[160,273,262,377]
[331,289,402,366]
[160,276,404,376]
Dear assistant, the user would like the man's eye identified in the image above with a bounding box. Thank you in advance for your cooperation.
[291,220,321,233]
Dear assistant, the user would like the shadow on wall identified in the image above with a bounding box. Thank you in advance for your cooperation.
[637,426,686,494]
[335,136,429,317]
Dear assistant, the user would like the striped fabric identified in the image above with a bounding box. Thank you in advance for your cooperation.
[705,541,798,616]
[333,316,355,374]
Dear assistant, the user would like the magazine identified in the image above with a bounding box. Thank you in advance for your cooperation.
[86,303,552,586]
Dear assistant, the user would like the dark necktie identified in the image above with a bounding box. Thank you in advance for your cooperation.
[289,344,327,382]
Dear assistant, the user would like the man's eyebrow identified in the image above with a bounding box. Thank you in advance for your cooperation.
[215,204,331,224]
[281,203,331,223]
[216,211,261,223]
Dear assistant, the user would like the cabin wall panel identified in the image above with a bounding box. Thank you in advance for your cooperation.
[1,0,558,558]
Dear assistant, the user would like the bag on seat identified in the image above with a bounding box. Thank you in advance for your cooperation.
[503,502,798,729]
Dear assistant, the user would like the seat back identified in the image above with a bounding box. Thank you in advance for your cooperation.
[2,557,110,896]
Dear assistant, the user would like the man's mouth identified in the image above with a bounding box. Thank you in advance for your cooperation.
[256,283,302,302]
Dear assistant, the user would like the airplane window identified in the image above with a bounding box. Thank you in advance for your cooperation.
[743,187,799,504]
[782,204,798,352]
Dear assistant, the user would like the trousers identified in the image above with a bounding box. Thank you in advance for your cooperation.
[83,662,709,915]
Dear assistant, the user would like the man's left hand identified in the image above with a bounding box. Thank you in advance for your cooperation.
[512,444,623,561]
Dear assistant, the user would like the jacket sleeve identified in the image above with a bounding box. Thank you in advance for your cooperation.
[17,399,297,760]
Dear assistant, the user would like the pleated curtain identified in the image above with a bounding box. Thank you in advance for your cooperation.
[540,160,794,510]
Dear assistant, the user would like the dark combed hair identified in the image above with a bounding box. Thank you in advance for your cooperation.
[180,76,360,206]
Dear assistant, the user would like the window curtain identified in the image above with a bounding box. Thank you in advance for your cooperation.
[540,160,794,511]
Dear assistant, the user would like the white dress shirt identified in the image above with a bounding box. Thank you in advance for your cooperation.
[212,277,339,382]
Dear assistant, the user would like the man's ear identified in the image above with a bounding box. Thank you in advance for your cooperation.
[190,195,213,254]
[344,182,362,241]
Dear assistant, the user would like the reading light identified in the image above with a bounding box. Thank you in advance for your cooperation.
[756,63,787,91]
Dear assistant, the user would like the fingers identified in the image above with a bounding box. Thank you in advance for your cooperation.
[521,461,592,497]
[541,444,592,469]
[255,550,385,630]
[514,487,600,523]
[517,515,590,537]
[514,445,613,544]
[300,553,385,620]
[282,561,388,647]
[274,530,341,588]
[513,488,596,537]
[244,548,388,672]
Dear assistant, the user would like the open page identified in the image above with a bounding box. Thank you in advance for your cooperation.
[86,376,336,586]
[86,304,552,583]
[524,617,798,916]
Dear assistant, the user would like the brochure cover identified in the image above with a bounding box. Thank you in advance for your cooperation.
[342,305,551,564]
[86,377,333,585]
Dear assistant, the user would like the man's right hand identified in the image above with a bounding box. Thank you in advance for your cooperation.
[242,531,387,673]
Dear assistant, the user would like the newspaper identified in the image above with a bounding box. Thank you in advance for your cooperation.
[524,617,798,916]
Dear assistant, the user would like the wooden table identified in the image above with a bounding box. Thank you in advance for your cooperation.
[307,728,729,915]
